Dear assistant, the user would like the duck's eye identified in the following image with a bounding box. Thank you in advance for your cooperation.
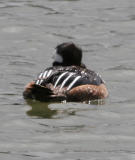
[53,52,63,63]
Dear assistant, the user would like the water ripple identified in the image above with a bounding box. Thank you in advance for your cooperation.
[51,33,75,39]
[27,4,55,11]
[9,61,35,66]
[107,65,135,71]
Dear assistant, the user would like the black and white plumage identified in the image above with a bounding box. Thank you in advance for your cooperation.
[23,42,108,102]
[35,66,103,90]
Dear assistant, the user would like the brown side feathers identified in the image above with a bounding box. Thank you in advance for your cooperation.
[67,84,108,101]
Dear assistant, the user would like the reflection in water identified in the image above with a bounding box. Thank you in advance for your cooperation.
[26,100,57,118]
[25,99,105,118]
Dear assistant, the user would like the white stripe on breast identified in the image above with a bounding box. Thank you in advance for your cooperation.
[59,73,75,90]
[43,70,48,78]
[54,72,68,88]
[67,76,81,90]
[46,70,52,77]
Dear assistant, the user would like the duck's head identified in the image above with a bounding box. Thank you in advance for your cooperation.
[53,42,84,67]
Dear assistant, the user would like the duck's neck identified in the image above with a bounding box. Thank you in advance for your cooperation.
[52,62,86,68]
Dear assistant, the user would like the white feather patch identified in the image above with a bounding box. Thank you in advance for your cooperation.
[43,70,48,78]
[59,73,75,90]
[46,70,52,77]
[67,76,81,90]
[36,80,40,85]
[39,79,43,85]
[39,72,43,79]
[54,72,68,88]
[54,52,63,63]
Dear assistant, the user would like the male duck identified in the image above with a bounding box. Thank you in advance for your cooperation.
[23,42,108,102]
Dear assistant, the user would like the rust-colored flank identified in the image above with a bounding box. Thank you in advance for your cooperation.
[67,84,108,101]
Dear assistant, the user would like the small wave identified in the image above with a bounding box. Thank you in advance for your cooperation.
[107,65,135,71]
[9,61,35,66]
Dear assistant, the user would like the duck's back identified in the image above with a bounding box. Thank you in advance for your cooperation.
[35,66,104,91]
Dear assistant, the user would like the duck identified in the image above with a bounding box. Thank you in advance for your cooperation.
[23,42,108,102]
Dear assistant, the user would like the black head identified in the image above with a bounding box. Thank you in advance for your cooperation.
[53,42,83,67]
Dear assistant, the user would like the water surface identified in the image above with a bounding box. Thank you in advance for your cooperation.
[0,0,135,159]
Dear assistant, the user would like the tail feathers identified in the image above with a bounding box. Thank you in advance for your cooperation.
[23,82,66,101]
[32,84,53,95]
[23,82,53,101]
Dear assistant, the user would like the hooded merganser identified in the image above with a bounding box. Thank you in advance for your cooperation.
[23,42,108,102]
